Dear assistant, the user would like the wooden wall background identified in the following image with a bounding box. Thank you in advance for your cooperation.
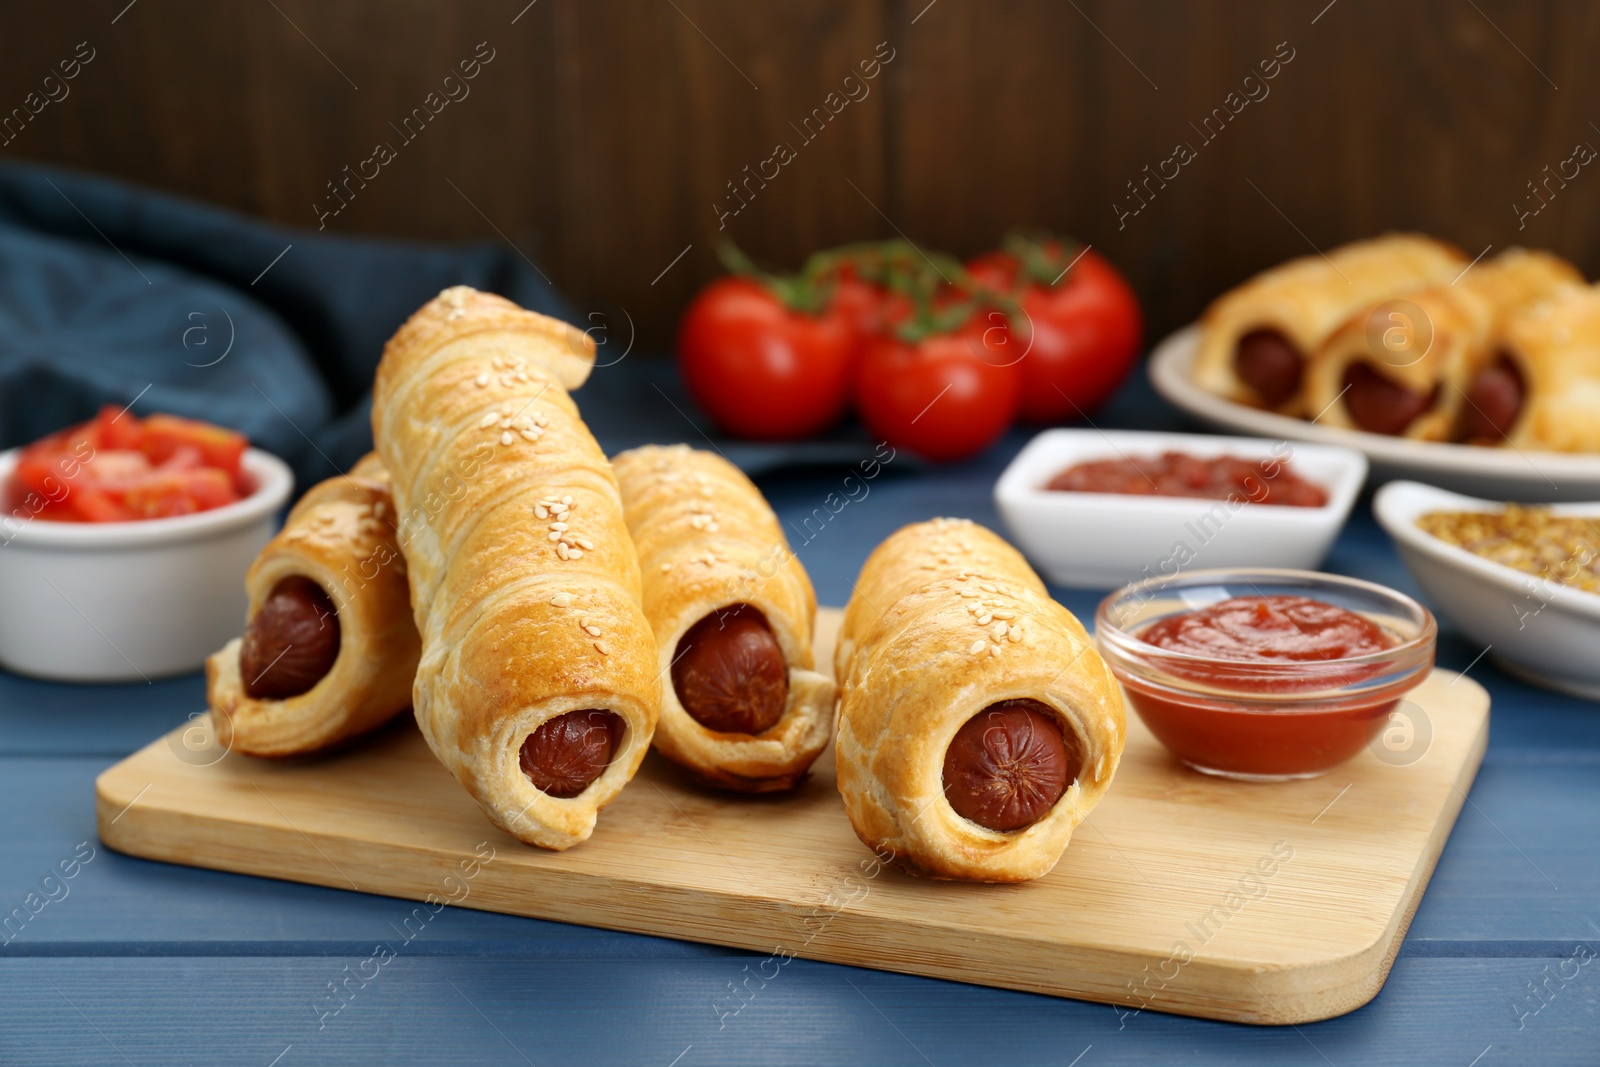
[3,0,1597,350]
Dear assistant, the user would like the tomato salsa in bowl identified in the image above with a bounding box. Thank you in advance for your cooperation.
[1094,568,1436,780]
[993,429,1367,588]
[4,406,257,522]
[0,410,292,681]
[1045,450,1329,507]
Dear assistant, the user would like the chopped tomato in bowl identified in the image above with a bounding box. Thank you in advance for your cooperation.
[0,411,292,681]
[6,407,253,522]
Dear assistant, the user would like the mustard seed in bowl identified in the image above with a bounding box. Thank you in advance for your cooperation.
[1416,505,1600,593]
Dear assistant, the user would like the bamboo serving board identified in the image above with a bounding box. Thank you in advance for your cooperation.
[96,608,1488,1025]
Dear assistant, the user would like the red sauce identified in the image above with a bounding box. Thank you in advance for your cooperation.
[1139,595,1394,662]
[1046,451,1328,508]
[1124,595,1408,778]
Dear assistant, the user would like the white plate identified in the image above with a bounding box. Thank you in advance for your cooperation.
[1148,324,1600,502]
[1373,479,1600,701]
[993,429,1366,588]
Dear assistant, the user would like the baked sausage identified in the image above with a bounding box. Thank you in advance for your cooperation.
[239,577,341,700]
[942,700,1082,832]
[1456,355,1524,443]
[1342,362,1437,437]
[671,605,789,735]
[520,709,625,798]
[1234,329,1303,408]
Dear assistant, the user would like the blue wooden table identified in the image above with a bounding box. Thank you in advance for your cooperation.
[2,368,1596,1066]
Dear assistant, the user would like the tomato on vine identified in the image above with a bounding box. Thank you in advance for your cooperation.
[853,271,1022,463]
[676,254,856,440]
[966,235,1142,422]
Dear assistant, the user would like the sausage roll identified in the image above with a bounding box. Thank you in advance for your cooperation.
[1193,233,1466,415]
[612,445,835,792]
[372,286,659,851]
[1303,248,1582,441]
[834,518,1125,882]
[1490,284,1600,452]
[206,453,421,757]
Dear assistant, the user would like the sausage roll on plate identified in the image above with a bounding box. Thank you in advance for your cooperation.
[1303,248,1582,441]
[1193,233,1466,415]
[1490,284,1600,452]
[207,453,420,758]
[372,286,660,851]
[834,518,1125,882]
[613,444,835,792]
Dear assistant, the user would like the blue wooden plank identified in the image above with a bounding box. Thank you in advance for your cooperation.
[1,955,1593,1066]
[0,672,200,759]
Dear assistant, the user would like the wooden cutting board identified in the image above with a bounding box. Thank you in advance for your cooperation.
[96,608,1488,1025]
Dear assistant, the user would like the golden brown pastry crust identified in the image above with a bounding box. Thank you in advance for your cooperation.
[834,518,1125,882]
[612,445,835,792]
[1497,284,1600,452]
[206,453,420,757]
[1304,248,1582,440]
[372,286,659,850]
[1194,233,1466,415]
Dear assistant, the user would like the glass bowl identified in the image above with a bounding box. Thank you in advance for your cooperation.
[1094,568,1437,781]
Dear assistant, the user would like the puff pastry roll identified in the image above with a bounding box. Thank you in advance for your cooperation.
[372,287,659,850]
[612,445,835,792]
[1303,248,1582,441]
[206,453,420,757]
[1490,284,1600,452]
[834,518,1125,882]
[1194,233,1465,415]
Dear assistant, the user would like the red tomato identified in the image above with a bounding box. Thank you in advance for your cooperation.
[155,446,206,473]
[677,276,855,440]
[24,492,80,522]
[966,246,1142,422]
[821,268,925,340]
[93,404,144,451]
[77,451,156,491]
[13,441,69,501]
[121,468,239,518]
[824,273,886,342]
[13,429,95,501]
[7,410,251,522]
[71,487,138,522]
[141,414,247,480]
[854,319,1021,462]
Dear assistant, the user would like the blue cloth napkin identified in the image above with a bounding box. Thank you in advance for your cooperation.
[0,161,572,490]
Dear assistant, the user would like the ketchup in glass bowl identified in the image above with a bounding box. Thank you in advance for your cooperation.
[1094,569,1436,780]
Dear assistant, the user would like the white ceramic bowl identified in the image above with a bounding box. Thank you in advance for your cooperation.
[1374,479,1600,700]
[993,429,1367,588]
[0,447,293,682]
